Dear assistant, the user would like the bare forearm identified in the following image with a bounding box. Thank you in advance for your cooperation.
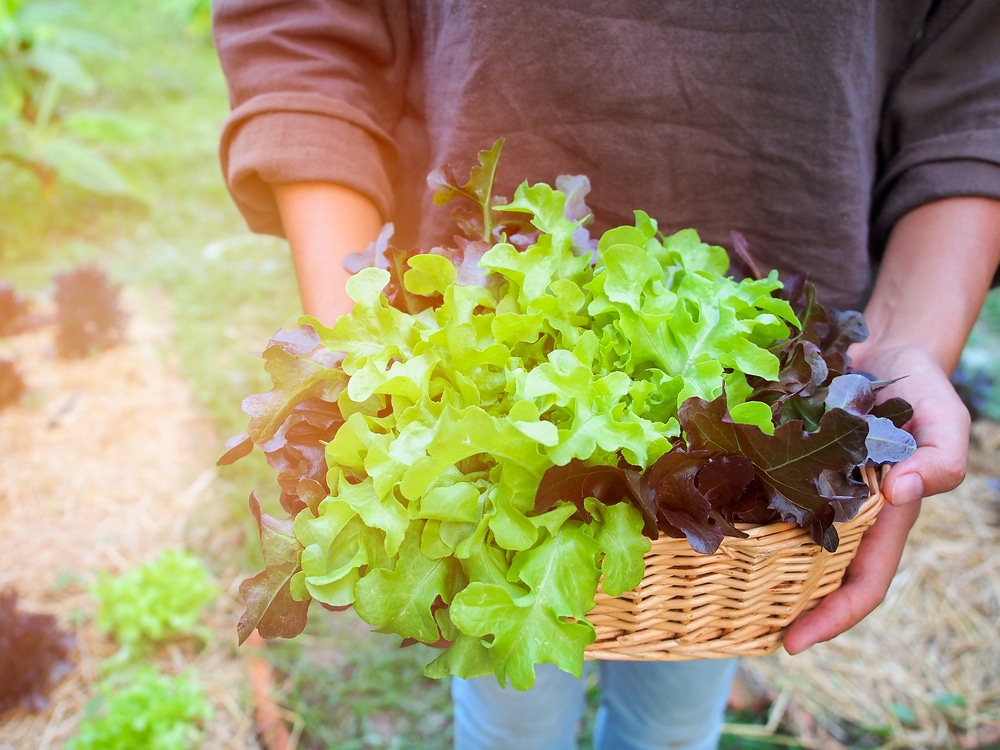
[856,197,1000,374]
[273,181,383,326]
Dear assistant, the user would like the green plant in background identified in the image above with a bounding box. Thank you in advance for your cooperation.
[959,295,1000,421]
[0,0,150,202]
[91,548,219,655]
[166,0,211,36]
[67,666,212,750]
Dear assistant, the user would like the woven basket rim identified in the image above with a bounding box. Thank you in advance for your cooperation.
[705,462,884,543]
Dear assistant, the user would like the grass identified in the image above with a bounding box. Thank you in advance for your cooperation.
[267,615,455,750]
[3,2,999,747]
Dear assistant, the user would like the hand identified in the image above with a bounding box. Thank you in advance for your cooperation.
[853,342,970,507]
[782,498,919,654]
[782,342,968,653]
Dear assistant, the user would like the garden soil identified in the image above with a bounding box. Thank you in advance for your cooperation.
[0,289,263,750]
[1,288,999,749]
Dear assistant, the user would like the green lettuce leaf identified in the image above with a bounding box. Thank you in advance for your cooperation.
[450,522,600,690]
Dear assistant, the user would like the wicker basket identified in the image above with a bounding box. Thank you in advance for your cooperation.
[585,464,884,661]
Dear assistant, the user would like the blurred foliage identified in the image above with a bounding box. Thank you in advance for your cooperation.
[92,549,219,655]
[267,614,455,750]
[168,0,211,36]
[960,292,1000,421]
[0,0,151,203]
[67,667,212,750]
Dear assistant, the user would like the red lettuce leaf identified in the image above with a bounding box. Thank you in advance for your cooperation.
[534,460,631,514]
[643,449,726,554]
[535,451,757,554]
[729,230,763,281]
[824,373,918,465]
[262,398,343,515]
[679,395,870,551]
[236,493,309,645]
[217,432,253,466]
[872,396,914,428]
[220,326,346,515]
[695,453,757,510]
[242,325,345,447]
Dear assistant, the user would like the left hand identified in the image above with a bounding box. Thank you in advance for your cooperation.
[782,342,968,654]
[784,196,1000,653]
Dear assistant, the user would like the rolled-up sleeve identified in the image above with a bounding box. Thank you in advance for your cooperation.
[212,0,411,236]
[872,0,1000,257]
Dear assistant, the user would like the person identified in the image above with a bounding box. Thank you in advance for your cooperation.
[211,3,1000,748]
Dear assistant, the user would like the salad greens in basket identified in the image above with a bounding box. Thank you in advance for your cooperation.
[221,140,916,690]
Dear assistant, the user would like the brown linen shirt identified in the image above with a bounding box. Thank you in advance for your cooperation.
[212,1,1000,311]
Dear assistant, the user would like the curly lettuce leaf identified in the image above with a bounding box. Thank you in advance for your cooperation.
[584,499,651,597]
[236,493,309,645]
[353,524,464,644]
[450,522,600,690]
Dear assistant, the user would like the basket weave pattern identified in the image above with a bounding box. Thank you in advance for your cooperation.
[585,465,884,661]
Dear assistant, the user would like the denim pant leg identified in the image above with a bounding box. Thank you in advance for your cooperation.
[452,664,586,750]
[593,659,738,750]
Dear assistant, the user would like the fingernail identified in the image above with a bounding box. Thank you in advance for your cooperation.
[890,473,923,506]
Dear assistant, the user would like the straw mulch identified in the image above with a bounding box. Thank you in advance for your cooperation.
[733,420,1000,749]
[0,290,260,750]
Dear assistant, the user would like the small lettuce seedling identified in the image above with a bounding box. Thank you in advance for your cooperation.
[53,266,127,358]
[0,589,75,715]
[67,667,212,750]
[92,549,219,654]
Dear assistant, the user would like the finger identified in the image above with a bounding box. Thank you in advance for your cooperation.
[883,390,969,505]
[782,501,919,654]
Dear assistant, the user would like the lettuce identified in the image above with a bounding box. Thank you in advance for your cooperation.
[222,140,915,690]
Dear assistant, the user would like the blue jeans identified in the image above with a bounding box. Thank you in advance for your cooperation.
[452,659,737,750]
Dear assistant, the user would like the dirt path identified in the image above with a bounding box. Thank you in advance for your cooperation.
[0,290,260,749]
